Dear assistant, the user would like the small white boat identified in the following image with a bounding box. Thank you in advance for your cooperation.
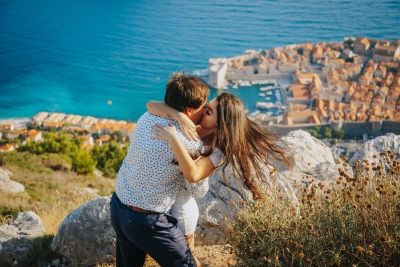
[265,97,271,100]
[259,93,266,97]
[192,69,209,77]
[256,102,275,109]
[222,86,228,90]
[260,86,276,91]
[232,84,238,89]
[239,80,251,87]
[248,110,261,118]
[266,111,273,116]
[266,91,273,96]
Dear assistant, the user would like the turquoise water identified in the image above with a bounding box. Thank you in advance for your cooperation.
[1,0,399,121]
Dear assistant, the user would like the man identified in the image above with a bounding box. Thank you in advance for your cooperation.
[110,73,209,267]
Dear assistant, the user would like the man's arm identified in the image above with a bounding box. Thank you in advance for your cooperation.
[146,101,198,141]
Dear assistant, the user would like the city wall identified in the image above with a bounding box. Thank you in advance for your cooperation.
[265,123,330,136]
[265,119,400,137]
[225,72,292,81]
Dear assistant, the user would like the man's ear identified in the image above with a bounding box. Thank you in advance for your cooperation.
[184,107,194,117]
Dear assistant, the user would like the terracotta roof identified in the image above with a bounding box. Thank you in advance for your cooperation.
[288,84,308,91]
[43,122,63,127]
[0,144,14,151]
[310,114,321,124]
[28,129,41,138]
[360,38,370,45]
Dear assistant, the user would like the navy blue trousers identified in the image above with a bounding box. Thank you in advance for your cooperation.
[110,192,196,267]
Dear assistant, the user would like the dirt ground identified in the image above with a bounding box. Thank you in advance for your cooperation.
[144,244,236,267]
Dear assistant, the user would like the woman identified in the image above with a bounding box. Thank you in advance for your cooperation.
[147,93,291,261]
[147,99,223,267]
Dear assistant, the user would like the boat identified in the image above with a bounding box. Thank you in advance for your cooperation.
[222,86,228,90]
[266,91,273,96]
[232,84,238,89]
[252,79,277,85]
[260,86,277,91]
[239,80,251,87]
[248,110,261,118]
[266,111,273,116]
[265,97,271,100]
[256,102,276,109]
[259,93,266,97]
[192,69,209,77]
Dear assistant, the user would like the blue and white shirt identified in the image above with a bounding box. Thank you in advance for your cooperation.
[115,112,203,213]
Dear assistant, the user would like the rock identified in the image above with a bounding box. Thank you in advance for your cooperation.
[0,211,46,265]
[348,133,400,176]
[0,168,24,193]
[78,187,99,196]
[51,196,115,266]
[52,258,60,266]
[196,130,349,245]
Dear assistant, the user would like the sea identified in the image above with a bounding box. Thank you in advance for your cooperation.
[1,0,399,121]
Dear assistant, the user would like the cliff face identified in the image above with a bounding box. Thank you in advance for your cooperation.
[29,130,400,265]
[196,130,353,244]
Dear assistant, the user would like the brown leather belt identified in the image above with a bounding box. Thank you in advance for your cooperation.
[125,204,158,214]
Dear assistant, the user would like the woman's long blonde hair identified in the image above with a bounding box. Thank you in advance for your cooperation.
[205,93,291,200]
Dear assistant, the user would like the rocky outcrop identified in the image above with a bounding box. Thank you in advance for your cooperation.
[196,130,350,244]
[50,131,399,263]
[348,133,400,176]
[51,196,115,266]
[0,168,24,193]
[0,211,46,264]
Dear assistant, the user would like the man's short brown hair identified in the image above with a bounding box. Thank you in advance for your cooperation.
[164,72,209,112]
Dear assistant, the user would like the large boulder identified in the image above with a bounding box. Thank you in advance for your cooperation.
[51,196,115,266]
[0,168,24,193]
[196,130,348,245]
[348,133,400,176]
[0,211,46,265]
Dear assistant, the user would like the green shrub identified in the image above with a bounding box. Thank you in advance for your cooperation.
[90,141,129,178]
[72,150,96,175]
[229,151,400,266]
[0,205,23,222]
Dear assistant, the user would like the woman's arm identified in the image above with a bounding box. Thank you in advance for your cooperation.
[151,122,215,183]
[146,101,198,141]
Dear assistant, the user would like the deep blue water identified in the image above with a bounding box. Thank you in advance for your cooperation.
[1,0,399,121]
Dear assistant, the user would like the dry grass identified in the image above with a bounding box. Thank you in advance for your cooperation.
[228,151,400,266]
[0,152,237,267]
[0,152,115,225]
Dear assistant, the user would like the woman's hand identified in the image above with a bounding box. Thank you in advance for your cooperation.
[176,112,199,141]
[151,122,179,142]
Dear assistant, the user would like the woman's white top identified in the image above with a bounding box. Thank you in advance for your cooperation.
[170,147,223,235]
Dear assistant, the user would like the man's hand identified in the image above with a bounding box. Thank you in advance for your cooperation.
[151,122,180,142]
[176,112,199,141]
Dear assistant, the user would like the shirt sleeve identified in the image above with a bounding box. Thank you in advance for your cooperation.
[185,177,209,199]
[209,147,223,167]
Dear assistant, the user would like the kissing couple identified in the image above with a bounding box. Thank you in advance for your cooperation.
[110,72,290,266]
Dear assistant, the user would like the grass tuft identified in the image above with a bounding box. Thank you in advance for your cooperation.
[229,151,400,266]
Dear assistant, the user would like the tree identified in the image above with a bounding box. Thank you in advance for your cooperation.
[72,151,95,175]
[344,38,355,47]
[92,132,100,141]
[332,129,345,139]
[306,129,318,138]
[90,141,128,178]
[110,131,123,142]
[322,127,332,139]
